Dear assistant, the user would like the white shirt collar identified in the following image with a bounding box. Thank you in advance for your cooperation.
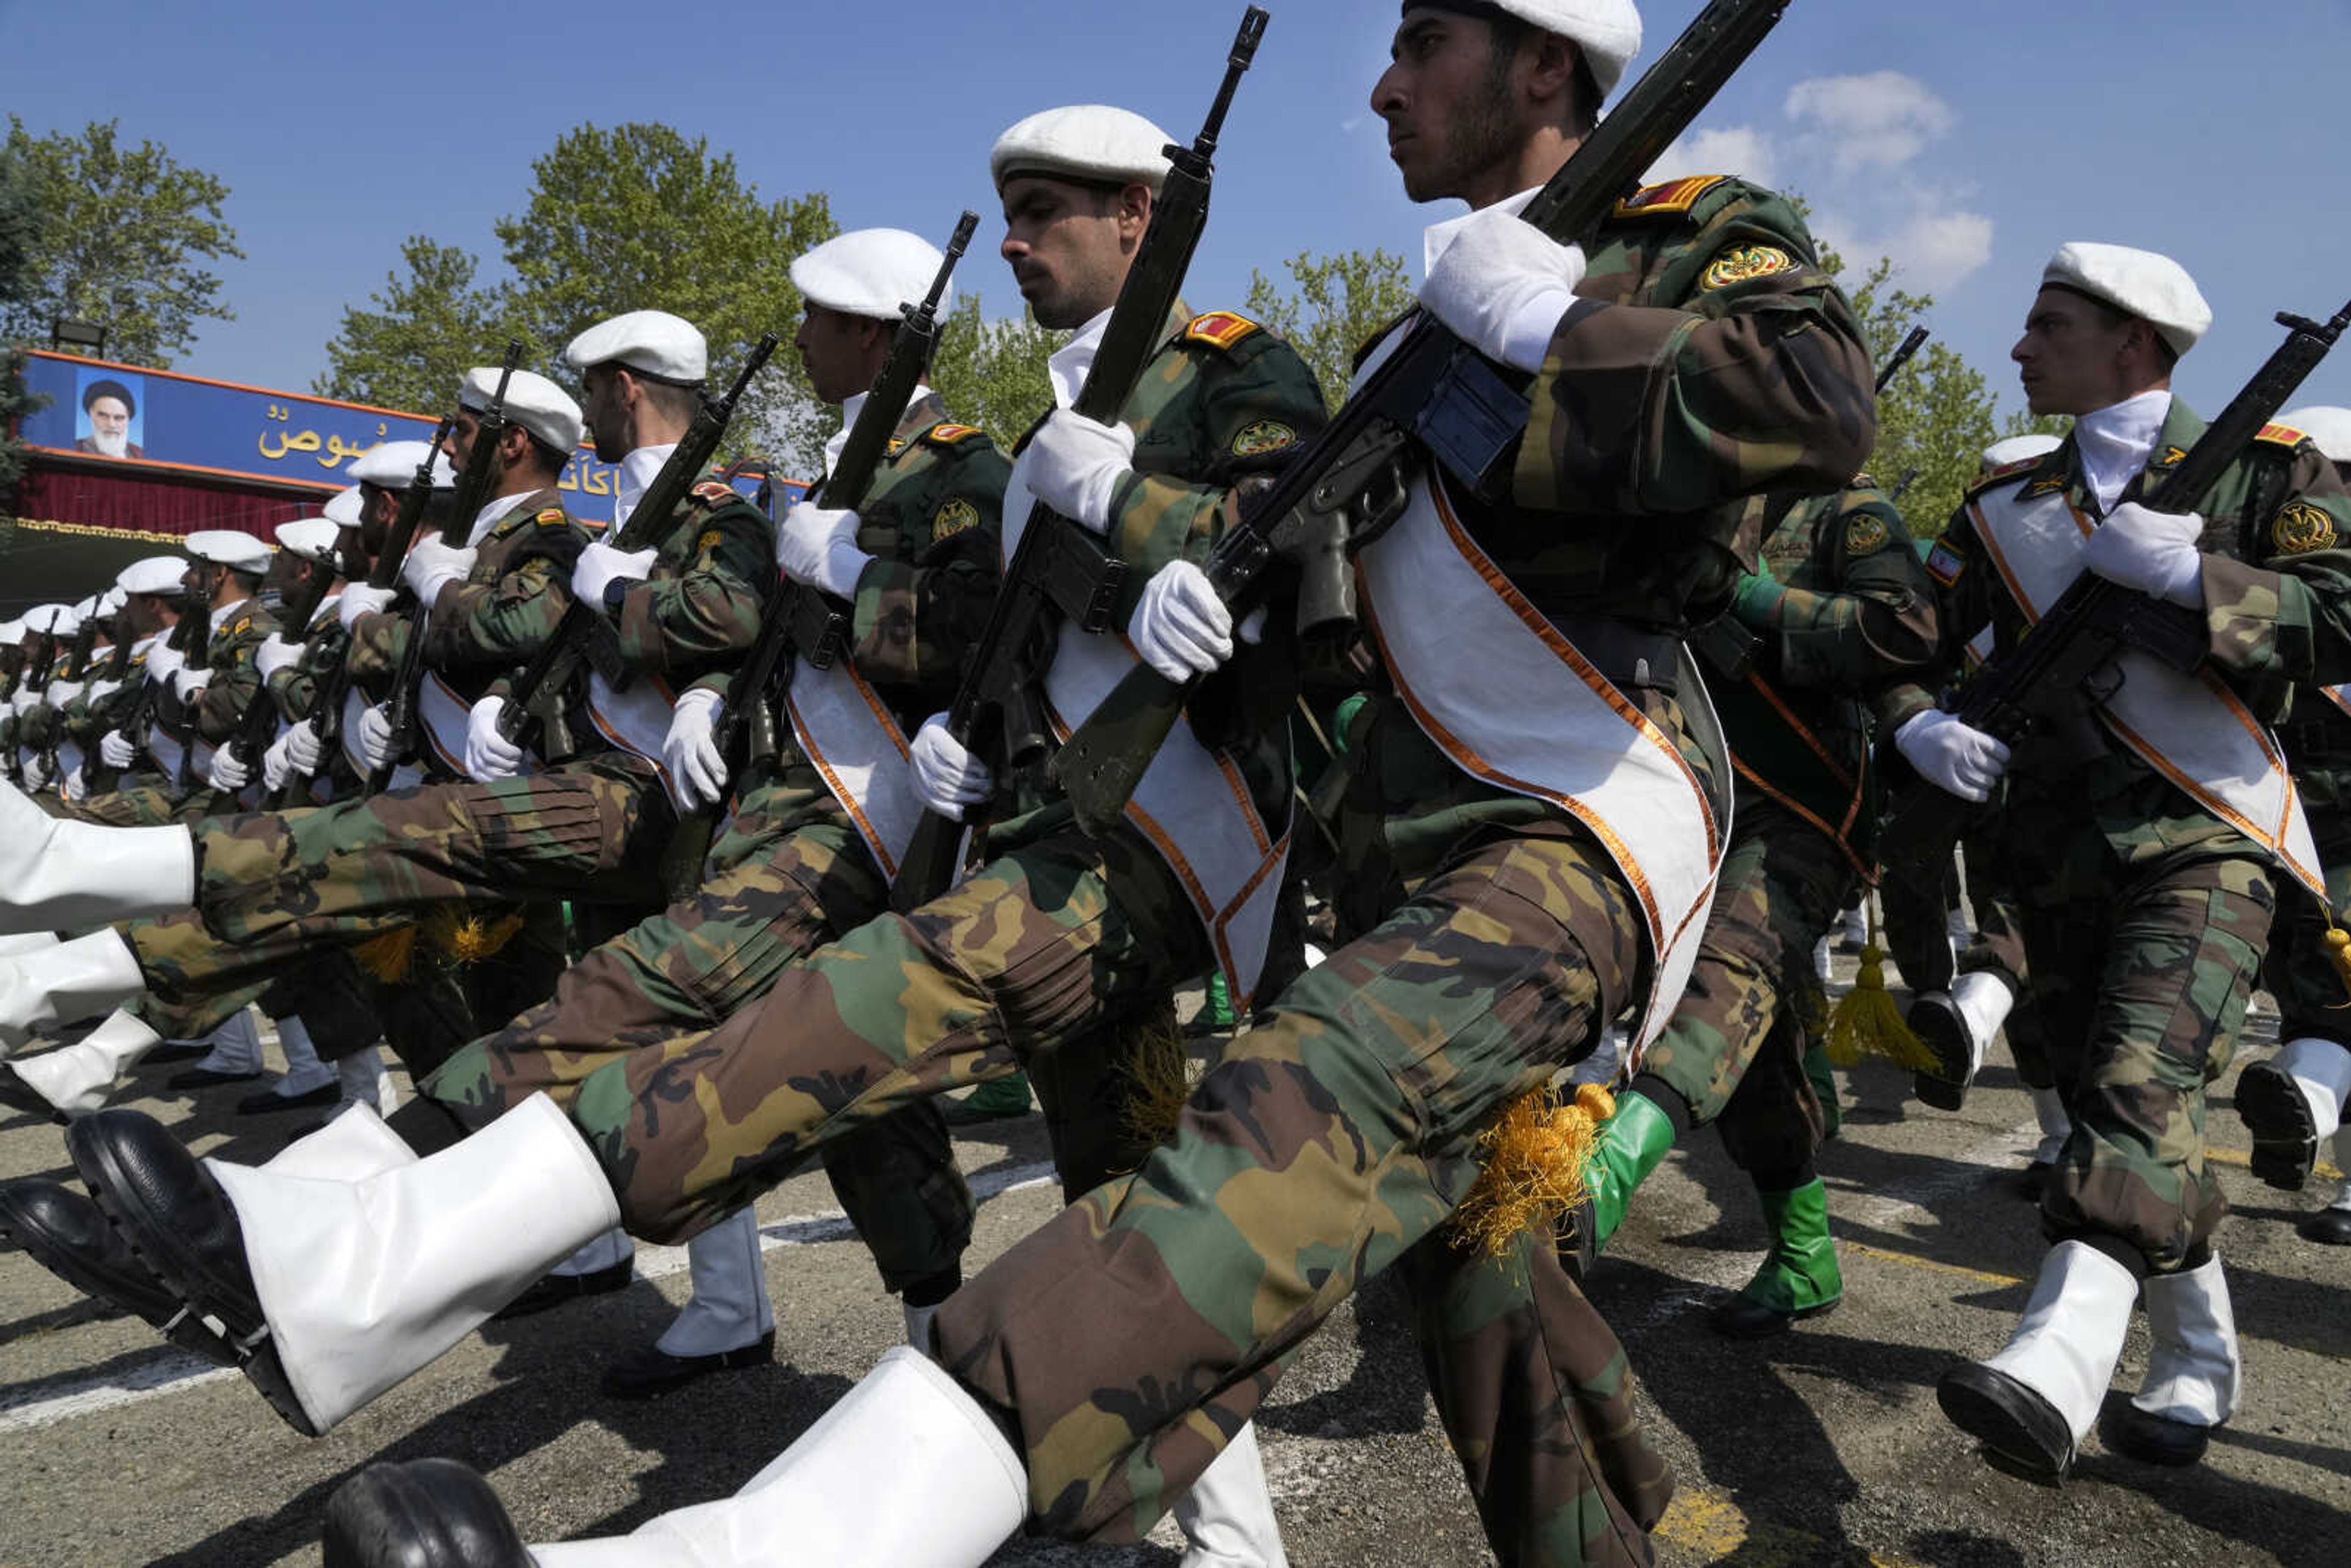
[825,384,935,480]
[1422,186,1542,278]
[209,598,242,631]
[1048,310,1114,411]
[2075,389,2173,514]
[617,444,676,529]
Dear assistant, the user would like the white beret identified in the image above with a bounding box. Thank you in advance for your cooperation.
[564,310,708,384]
[99,587,127,617]
[186,530,274,572]
[2042,242,2213,359]
[0,621,20,642]
[275,517,344,565]
[323,485,365,528]
[2281,406,2351,466]
[459,366,586,454]
[348,440,457,489]
[1981,433,2064,471]
[992,105,1173,193]
[1464,1,1643,98]
[118,555,189,596]
[29,603,79,636]
[791,229,948,323]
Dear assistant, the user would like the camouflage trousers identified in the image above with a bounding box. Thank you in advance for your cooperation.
[1877,814,2052,1087]
[2261,814,2351,1046]
[426,776,974,1296]
[129,752,668,1023]
[62,779,233,828]
[2015,837,2274,1272]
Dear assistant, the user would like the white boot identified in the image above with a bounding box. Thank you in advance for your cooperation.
[0,931,62,959]
[1978,1240,2139,1455]
[2028,1087,2072,1166]
[263,1015,336,1100]
[204,1093,623,1431]
[657,1207,774,1358]
[530,1347,1026,1568]
[189,1008,264,1075]
[1950,970,2014,1070]
[2132,1255,2240,1428]
[0,778,195,933]
[551,1226,635,1277]
[258,1102,418,1180]
[1812,935,1833,983]
[332,1048,400,1119]
[2272,1036,2351,1141]
[7,1008,163,1114]
[0,928,146,1050]
[1172,1422,1289,1568]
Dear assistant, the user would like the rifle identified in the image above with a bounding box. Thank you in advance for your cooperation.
[61,615,100,683]
[169,570,217,797]
[1880,297,2351,882]
[1888,467,1922,505]
[662,214,980,898]
[1877,326,1930,394]
[1052,0,1794,838]
[225,557,339,776]
[495,333,780,765]
[372,347,522,790]
[278,415,455,805]
[890,6,1270,910]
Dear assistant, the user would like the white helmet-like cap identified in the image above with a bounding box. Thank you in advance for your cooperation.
[274,516,345,566]
[459,366,586,454]
[991,105,1174,194]
[1406,1,1643,98]
[563,309,708,385]
[2042,242,2213,359]
[792,229,949,323]
[348,440,457,489]
[2281,406,2351,467]
[118,555,189,596]
[185,529,274,572]
[323,485,365,528]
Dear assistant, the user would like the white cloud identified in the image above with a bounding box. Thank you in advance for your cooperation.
[1646,126,1778,189]
[1783,72,1957,174]
[1814,208,1995,293]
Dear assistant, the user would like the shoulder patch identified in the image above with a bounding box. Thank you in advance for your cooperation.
[1844,514,1890,557]
[1231,419,1297,459]
[922,423,986,448]
[2272,500,2338,555]
[230,616,253,639]
[689,480,737,507]
[1701,243,1798,291]
[1925,540,1968,587]
[933,497,981,542]
[536,507,569,528]
[1183,312,1261,353]
[1612,174,1730,219]
[694,529,724,555]
[2257,423,2311,451]
[1965,456,2047,500]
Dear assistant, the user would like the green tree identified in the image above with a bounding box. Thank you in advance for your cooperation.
[314,237,511,415]
[0,117,244,367]
[1244,248,1416,411]
[0,139,45,512]
[928,293,1061,440]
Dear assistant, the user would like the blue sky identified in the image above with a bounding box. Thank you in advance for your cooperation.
[9,0,2351,426]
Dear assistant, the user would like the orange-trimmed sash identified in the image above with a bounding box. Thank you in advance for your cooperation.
[784,656,926,880]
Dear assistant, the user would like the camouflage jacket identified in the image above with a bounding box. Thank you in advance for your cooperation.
[157,598,280,747]
[607,472,774,685]
[1707,481,1937,867]
[987,304,1330,850]
[266,595,344,722]
[1905,399,2351,870]
[1343,175,1876,893]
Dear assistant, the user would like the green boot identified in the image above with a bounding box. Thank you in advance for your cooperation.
[1559,1089,1679,1281]
[1711,1177,1842,1339]
[1199,971,1239,1030]
[942,1071,1033,1125]
[1802,1040,1844,1142]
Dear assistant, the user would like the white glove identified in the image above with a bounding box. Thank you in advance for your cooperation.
[572,541,657,617]
[209,746,252,793]
[144,643,187,684]
[909,713,992,821]
[284,717,324,773]
[100,729,136,769]
[21,756,46,792]
[64,763,86,801]
[1130,560,1236,681]
[2082,502,2206,609]
[171,666,208,702]
[339,583,397,631]
[354,703,397,772]
[1025,410,1137,535]
[464,696,525,782]
[776,503,872,598]
[255,634,306,680]
[263,732,294,792]
[663,686,730,809]
[1420,206,1589,373]
[401,536,478,609]
[1895,709,2011,804]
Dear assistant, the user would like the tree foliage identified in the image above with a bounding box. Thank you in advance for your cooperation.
[1244,248,1416,412]
[928,293,1061,442]
[0,139,45,509]
[315,238,509,416]
[0,116,244,368]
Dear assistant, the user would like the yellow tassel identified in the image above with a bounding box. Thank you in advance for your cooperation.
[427,909,526,966]
[2324,926,2351,1010]
[1824,898,1943,1072]
[1447,1082,1618,1259]
[1118,1007,1199,1155]
[351,927,417,985]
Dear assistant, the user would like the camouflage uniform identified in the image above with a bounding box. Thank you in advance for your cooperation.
[1899,409,2351,1271]
[427,394,1012,1294]
[70,601,279,827]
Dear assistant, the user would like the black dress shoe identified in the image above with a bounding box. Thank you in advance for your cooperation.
[2101,1401,2213,1466]
[1908,994,1974,1112]
[66,1109,318,1435]
[0,1177,240,1364]
[2301,1207,2351,1245]
[0,1062,69,1125]
[324,1458,532,1568]
[2018,1160,2056,1201]
[141,1040,212,1067]
[491,1258,633,1321]
[1709,1292,1837,1340]
[236,1081,340,1115]
[2233,1060,2317,1191]
[600,1329,776,1399]
[1937,1361,2074,1482]
[166,1066,263,1091]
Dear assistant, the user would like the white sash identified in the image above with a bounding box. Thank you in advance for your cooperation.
[416,673,474,778]
[2323,685,2351,723]
[1356,476,1728,1052]
[1971,482,2323,898]
[58,741,83,783]
[339,687,424,792]
[588,672,683,808]
[785,656,924,880]
[1002,459,1292,1007]
[147,725,186,784]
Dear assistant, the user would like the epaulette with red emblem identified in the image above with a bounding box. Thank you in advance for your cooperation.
[921,423,986,448]
[1182,311,1261,353]
[534,507,569,528]
[1612,175,1729,219]
[1965,456,2048,499]
[688,479,737,507]
[2255,422,2311,451]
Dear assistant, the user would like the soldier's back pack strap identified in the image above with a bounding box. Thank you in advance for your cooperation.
[1052,0,1796,838]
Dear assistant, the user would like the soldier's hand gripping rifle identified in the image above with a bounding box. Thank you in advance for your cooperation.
[370,347,523,791]
[1879,297,2351,881]
[658,214,980,897]
[1051,0,1796,837]
[274,415,456,805]
[888,6,1269,912]
[225,555,340,776]
[493,333,780,769]
[169,568,219,796]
